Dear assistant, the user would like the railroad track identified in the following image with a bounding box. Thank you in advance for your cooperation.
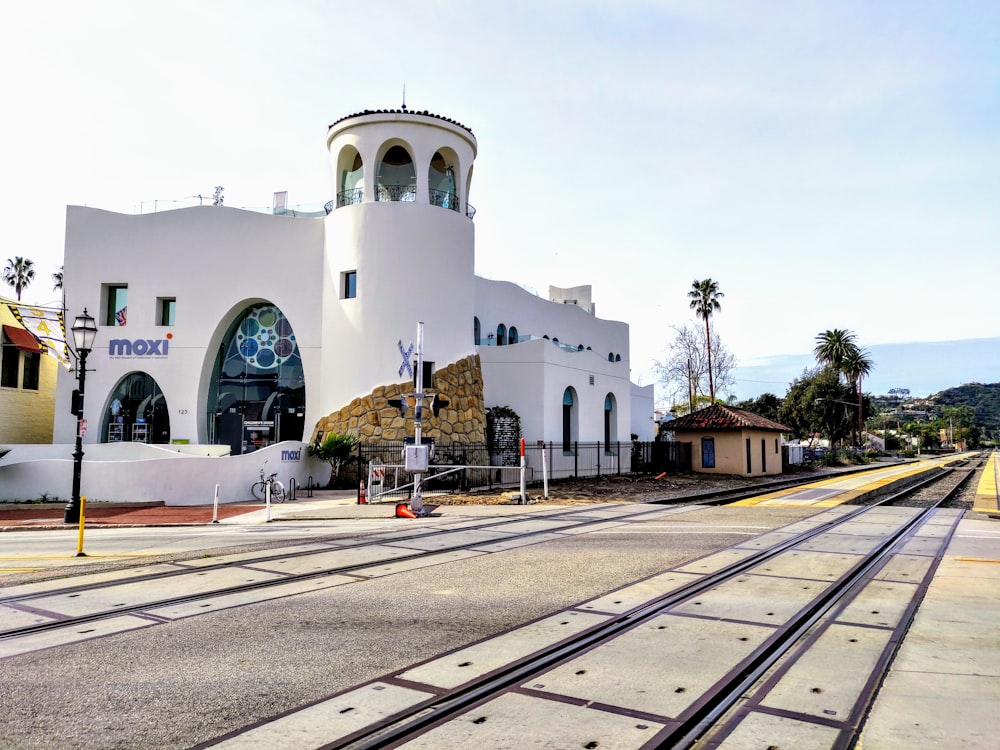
[191,466,971,749]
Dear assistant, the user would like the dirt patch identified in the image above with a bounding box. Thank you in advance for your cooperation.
[432,468,830,505]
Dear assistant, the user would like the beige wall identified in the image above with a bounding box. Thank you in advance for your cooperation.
[1,305,58,443]
[686,429,784,477]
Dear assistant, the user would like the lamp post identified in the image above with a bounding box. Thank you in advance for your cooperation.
[65,309,98,523]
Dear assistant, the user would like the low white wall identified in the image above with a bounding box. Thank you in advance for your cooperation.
[0,442,326,506]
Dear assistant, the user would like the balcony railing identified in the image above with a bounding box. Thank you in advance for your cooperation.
[376,184,417,202]
[336,187,364,209]
[323,184,477,220]
[430,189,459,211]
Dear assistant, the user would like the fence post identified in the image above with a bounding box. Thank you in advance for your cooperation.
[355,442,362,503]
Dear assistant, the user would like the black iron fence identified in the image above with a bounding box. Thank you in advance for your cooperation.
[344,440,692,502]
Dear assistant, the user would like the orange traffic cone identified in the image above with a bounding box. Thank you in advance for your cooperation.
[358,480,367,505]
[396,502,417,518]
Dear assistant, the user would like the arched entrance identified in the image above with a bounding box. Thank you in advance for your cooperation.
[207,303,306,455]
[102,372,170,444]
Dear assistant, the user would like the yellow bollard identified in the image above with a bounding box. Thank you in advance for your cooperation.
[76,496,88,557]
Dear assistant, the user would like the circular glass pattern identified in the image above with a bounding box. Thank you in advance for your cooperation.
[234,305,296,370]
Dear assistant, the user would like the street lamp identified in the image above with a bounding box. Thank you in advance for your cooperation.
[65,309,98,523]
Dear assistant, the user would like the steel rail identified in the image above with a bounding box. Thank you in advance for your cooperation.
[317,469,965,750]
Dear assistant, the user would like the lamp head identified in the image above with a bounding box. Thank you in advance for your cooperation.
[72,309,98,353]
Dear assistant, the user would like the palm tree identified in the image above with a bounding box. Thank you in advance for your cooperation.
[842,347,874,445]
[688,278,724,402]
[813,329,858,377]
[2,256,35,301]
[52,265,64,311]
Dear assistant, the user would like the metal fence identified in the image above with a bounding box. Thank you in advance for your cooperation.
[347,440,693,503]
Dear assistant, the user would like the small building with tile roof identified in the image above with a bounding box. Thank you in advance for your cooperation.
[667,403,791,477]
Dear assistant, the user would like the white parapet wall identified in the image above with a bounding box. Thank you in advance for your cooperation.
[0,441,327,505]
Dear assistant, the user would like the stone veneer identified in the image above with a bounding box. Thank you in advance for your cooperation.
[311,354,487,443]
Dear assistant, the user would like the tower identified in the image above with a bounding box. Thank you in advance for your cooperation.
[319,109,479,430]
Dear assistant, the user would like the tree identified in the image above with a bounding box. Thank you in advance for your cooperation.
[654,323,735,411]
[3,256,35,301]
[735,393,783,422]
[813,329,858,377]
[688,279,724,402]
[779,367,857,448]
[52,266,63,292]
[307,432,360,487]
[842,347,873,445]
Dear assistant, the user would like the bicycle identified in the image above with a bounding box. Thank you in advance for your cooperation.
[251,466,286,503]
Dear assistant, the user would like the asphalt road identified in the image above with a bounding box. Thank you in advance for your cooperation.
[0,504,817,750]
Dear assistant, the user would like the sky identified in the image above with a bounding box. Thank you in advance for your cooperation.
[2,1,997,403]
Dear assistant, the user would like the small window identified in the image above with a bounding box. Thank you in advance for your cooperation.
[21,351,40,390]
[496,324,506,346]
[508,326,518,345]
[104,284,128,326]
[342,271,357,299]
[1,344,18,388]
[158,297,176,326]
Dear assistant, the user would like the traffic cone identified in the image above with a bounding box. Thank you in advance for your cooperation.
[358,480,367,505]
[396,502,417,518]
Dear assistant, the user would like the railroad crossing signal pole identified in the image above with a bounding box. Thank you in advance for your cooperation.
[397,322,430,516]
[411,322,425,514]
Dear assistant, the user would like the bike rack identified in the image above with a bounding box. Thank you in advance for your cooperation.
[288,478,297,501]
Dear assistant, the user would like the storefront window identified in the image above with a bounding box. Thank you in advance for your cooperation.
[207,304,306,455]
[102,372,170,444]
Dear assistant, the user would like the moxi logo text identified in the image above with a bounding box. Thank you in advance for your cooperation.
[281,449,302,461]
[109,336,171,357]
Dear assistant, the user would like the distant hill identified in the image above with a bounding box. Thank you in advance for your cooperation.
[733,337,1000,400]
[932,382,1000,433]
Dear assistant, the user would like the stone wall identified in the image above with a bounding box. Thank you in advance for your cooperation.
[312,354,486,444]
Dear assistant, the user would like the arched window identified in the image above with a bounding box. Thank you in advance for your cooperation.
[615,354,621,362]
[577,344,584,351]
[508,326,518,345]
[207,303,306,455]
[101,372,170,444]
[604,393,618,446]
[428,151,458,210]
[338,147,364,207]
[496,323,507,347]
[377,145,416,202]
[562,387,578,453]
[473,317,481,345]
[608,352,614,362]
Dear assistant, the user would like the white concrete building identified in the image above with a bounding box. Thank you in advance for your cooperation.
[2,108,652,503]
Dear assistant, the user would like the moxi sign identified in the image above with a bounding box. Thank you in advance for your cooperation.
[281,449,302,461]
[109,333,172,358]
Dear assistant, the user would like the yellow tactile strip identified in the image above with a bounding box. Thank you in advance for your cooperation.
[972,452,999,514]
[732,457,963,508]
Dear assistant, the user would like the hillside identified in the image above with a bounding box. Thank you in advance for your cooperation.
[932,382,1000,434]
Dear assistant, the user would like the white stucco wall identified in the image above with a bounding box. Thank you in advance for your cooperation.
[479,337,632,443]
[57,205,327,446]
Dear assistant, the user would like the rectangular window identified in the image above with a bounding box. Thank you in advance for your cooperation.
[1,345,18,388]
[21,352,40,390]
[746,438,752,473]
[342,271,357,299]
[760,438,767,473]
[158,297,176,326]
[701,437,715,468]
[104,284,128,326]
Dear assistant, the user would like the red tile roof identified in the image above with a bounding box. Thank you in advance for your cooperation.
[667,404,791,433]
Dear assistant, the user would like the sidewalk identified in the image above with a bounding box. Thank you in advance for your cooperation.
[0,490,378,531]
